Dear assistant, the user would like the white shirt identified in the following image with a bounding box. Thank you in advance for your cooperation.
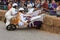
[27,8,34,14]
[32,10,41,17]
[27,3,34,12]
[31,14,45,22]
[5,8,17,17]
[20,13,26,22]
[27,3,34,8]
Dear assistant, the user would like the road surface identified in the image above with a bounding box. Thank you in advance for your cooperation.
[0,21,60,40]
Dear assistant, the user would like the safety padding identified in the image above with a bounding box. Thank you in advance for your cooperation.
[42,15,60,34]
[0,10,7,21]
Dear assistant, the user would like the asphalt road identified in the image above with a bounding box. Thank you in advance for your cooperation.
[0,21,60,40]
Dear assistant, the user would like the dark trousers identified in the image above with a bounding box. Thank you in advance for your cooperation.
[34,21,42,29]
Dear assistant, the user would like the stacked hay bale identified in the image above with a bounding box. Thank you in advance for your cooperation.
[42,14,60,34]
[0,10,7,21]
[53,17,60,33]
[42,15,55,32]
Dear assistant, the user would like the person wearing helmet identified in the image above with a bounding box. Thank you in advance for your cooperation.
[18,8,28,27]
[5,3,18,26]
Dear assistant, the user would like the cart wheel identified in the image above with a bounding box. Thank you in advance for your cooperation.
[4,18,6,23]
[11,24,16,30]
[6,24,16,31]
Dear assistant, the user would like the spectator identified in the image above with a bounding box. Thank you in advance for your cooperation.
[20,0,26,8]
[27,0,34,8]
[8,1,13,10]
[52,0,57,9]
[55,0,60,2]
[48,1,52,9]
[19,0,28,12]
[34,0,41,8]
[49,0,57,15]
[27,0,34,12]
[6,0,10,5]
[42,0,48,12]
[56,2,60,17]
[14,0,20,8]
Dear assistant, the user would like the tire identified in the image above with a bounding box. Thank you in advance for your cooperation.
[6,24,16,31]
[11,24,16,30]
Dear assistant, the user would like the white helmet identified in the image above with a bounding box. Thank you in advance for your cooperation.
[12,3,18,7]
[19,8,24,11]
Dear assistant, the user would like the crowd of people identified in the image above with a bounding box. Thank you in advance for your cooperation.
[7,0,60,15]
[5,0,60,29]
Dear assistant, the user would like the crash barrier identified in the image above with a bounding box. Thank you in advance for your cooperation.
[42,15,60,34]
[0,10,7,21]
[0,10,60,34]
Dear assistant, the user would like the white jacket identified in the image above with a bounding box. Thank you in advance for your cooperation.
[19,13,26,22]
[5,8,17,19]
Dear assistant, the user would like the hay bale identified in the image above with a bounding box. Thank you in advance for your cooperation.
[53,26,60,34]
[0,10,6,15]
[0,10,7,21]
[0,16,2,21]
[43,15,56,26]
[53,17,60,34]
[54,17,60,27]
[42,15,60,34]
[42,24,54,32]
[42,24,60,34]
